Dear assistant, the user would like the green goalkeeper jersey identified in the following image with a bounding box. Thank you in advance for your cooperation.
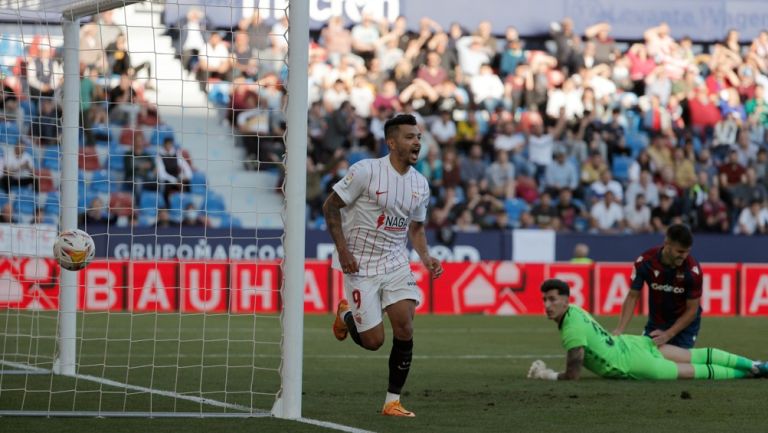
[559,305,632,378]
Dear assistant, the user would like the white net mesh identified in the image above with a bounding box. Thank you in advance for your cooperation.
[0,0,295,416]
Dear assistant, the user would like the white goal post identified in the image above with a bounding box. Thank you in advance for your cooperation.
[0,0,308,419]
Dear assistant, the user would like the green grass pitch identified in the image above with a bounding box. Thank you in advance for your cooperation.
[2,312,768,432]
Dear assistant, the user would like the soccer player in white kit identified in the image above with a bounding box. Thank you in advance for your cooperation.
[323,114,444,417]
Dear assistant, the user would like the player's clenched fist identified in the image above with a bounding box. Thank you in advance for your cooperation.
[424,256,443,279]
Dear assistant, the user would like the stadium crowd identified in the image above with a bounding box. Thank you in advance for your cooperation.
[178,9,768,235]
[0,10,228,229]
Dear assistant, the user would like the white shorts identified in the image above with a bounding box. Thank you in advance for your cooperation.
[343,265,422,333]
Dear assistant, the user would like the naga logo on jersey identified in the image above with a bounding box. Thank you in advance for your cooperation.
[376,213,407,231]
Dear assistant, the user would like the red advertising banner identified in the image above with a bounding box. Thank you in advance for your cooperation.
[0,258,59,310]
[129,262,179,312]
[304,260,331,313]
[700,264,738,316]
[78,261,125,311]
[179,262,230,313]
[1,258,768,316]
[740,264,768,316]
[593,263,645,316]
[229,261,280,313]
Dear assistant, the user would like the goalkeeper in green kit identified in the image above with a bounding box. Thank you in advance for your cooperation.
[528,279,768,381]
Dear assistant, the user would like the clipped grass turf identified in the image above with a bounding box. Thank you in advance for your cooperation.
[2,312,768,432]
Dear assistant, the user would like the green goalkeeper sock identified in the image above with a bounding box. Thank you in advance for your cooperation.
[693,364,750,379]
[690,348,754,371]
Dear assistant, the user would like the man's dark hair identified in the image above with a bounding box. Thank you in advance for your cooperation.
[384,114,417,139]
[666,223,693,247]
[540,279,570,296]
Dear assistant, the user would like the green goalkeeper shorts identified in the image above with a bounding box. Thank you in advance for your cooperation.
[623,335,679,380]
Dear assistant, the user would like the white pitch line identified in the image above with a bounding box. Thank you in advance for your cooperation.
[298,417,376,433]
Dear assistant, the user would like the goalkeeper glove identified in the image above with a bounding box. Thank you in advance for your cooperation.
[527,359,558,380]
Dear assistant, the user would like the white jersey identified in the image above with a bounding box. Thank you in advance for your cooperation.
[332,156,430,276]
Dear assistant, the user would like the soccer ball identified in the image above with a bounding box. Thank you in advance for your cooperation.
[53,229,95,271]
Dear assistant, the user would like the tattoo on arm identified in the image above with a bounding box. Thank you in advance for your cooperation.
[323,192,348,251]
[560,347,584,380]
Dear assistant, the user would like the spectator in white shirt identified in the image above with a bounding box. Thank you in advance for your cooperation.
[543,150,579,195]
[470,64,505,111]
[456,35,492,79]
[527,110,568,181]
[625,169,660,208]
[196,32,232,90]
[624,193,652,233]
[3,140,36,191]
[349,74,375,119]
[590,190,625,233]
[736,200,768,235]
[430,110,457,147]
[590,169,624,203]
[546,78,584,121]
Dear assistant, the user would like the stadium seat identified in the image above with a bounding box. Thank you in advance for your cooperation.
[36,169,56,193]
[138,191,165,216]
[90,170,113,193]
[168,193,194,222]
[79,145,101,171]
[107,147,125,172]
[41,146,60,171]
[109,192,133,217]
[44,192,60,216]
[190,171,207,194]
[204,192,226,212]
[611,156,633,183]
[149,125,175,146]
[0,121,20,145]
[13,188,38,216]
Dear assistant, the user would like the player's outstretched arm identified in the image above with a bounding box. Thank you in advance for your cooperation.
[613,289,640,335]
[528,347,584,381]
[408,221,443,279]
[323,192,358,274]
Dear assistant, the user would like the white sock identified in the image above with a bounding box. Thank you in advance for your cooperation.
[385,392,400,404]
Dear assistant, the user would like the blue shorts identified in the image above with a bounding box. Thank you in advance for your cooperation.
[643,316,701,349]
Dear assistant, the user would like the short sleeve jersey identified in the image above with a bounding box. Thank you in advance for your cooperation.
[559,305,631,378]
[332,156,431,276]
[630,246,703,329]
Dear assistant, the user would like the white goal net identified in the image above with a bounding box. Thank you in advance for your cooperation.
[0,0,307,418]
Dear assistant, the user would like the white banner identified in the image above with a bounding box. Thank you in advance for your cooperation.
[0,224,57,258]
[512,229,555,263]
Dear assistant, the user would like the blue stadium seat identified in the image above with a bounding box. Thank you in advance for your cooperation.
[45,192,60,216]
[138,191,165,216]
[13,188,38,216]
[204,192,226,212]
[149,125,175,146]
[41,147,60,171]
[190,171,207,194]
[611,156,633,183]
[90,170,113,193]
[0,121,20,145]
[168,193,194,222]
[108,146,125,172]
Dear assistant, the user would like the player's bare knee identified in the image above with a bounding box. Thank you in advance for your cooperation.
[361,334,384,351]
[391,323,414,341]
